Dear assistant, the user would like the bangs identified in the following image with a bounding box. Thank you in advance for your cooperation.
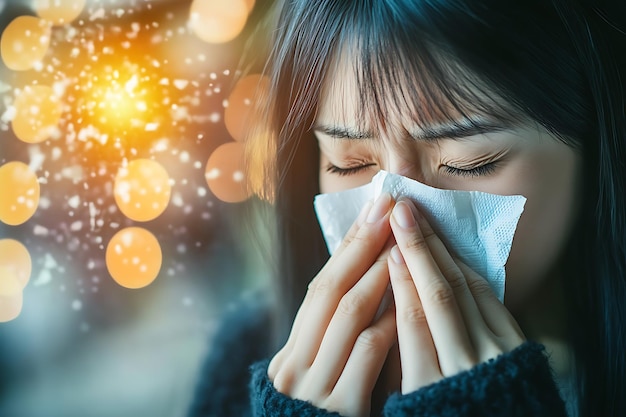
[323,8,525,137]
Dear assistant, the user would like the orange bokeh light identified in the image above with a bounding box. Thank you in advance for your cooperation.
[0,291,23,323]
[243,0,256,11]
[224,74,269,142]
[205,141,251,203]
[0,239,33,290]
[114,159,172,222]
[12,84,63,144]
[0,162,40,226]
[0,15,51,71]
[189,0,249,44]
[106,227,163,289]
[34,0,87,25]
[0,239,31,322]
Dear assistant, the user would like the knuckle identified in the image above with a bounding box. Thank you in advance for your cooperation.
[402,234,429,253]
[355,328,389,353]
[424,280,456,307]
[441,265,467,291]
[467,277,494,299]
[400,304,428,325]
[308,274,334,298]
[337,291,368,317]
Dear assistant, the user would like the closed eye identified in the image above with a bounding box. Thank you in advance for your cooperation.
[325,163,376,176]
[443,162,497,177]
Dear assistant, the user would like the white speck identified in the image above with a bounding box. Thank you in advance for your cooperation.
[33,225,49,236]
[172,193,184,207]
[70,221,83,231]
[183,297,193,307]
[145,122,158,131]
[33,269,52,287]
[209,112,220,123]
[205,168,220,180]
[72,300,82,311]
[89,8,105,21]
[197,187,206,197]
[179,151,190,163]
[68,195,80,209]
[173,79,188,90]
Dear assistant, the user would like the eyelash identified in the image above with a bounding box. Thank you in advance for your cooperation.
[325,163,376,176]
[326,162,498,177]
[443,162,497,177]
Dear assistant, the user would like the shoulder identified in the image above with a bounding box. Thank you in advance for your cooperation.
[187,290,275,417]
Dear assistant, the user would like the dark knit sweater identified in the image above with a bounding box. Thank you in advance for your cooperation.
[187,294,568,417]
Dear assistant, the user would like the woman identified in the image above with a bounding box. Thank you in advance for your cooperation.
[188,0,626,416]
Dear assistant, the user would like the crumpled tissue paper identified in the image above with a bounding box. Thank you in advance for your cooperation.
[313,170,526,301]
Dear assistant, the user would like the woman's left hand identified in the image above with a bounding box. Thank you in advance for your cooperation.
[387,199,526,394]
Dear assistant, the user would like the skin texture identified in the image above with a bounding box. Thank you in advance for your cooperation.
[268,58,582,417]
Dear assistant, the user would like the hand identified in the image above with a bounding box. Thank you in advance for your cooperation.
[268,194,398,417]
[388,199,526,394]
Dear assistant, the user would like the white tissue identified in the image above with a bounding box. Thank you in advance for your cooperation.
[313,170,526,301]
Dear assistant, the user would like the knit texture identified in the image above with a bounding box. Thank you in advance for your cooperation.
[188,295,568,417]
[382,342,567,417]
[250,360,343,417]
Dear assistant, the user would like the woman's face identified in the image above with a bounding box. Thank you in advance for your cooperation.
[314,61,582,312]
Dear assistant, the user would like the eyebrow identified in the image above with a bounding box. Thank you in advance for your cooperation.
[313,119,508,141]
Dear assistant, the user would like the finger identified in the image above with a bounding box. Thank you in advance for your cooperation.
[404,200,491,354]
[330,306,397,414]
[304,243,393,396]
[390,200,475,376]
[458,261,525,346]
[289,193,393,369]
[388,245,441,393]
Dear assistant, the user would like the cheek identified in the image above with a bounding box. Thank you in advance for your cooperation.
[503,146,582,311]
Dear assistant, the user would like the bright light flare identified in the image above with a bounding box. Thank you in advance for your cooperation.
[78,64,157,133]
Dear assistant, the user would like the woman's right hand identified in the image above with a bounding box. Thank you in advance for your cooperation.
[267,193,398,417]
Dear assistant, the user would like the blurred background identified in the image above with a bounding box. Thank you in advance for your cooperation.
[0,1,272,416]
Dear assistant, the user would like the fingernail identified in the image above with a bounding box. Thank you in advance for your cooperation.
[366,193,391,223]
[392,201,416,229]
[356,200,373,226]
[390,245,405,264]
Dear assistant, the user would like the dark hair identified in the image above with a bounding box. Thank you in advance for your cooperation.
[247,1,626,415]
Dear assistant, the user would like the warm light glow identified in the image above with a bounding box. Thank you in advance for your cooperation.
[205,141,251,203]
[224,74,269,142]
[189,0,249,44]
[11,84,63,144]
[243,0,256,12]
[0,291,23,323]
[34,0,87,25]
[105,227,163,289]
[80,67,155,132]
[0,239,31,323]
[0,15,51,71]
[114,159,172,222]
[0,239,33,289]
[0,162,41,226]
